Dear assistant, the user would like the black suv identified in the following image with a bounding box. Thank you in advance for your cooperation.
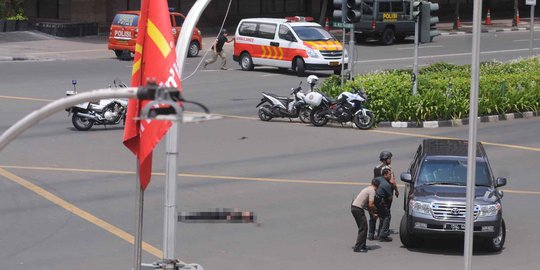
[399,139,507,252]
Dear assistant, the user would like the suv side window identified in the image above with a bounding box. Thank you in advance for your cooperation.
[410,145,422,178]
[174,15,184,27]
[379,2,391,12]
[239,22,258,37]
[278,25,296,42]
[258,23,277,39]
[361,0,374,16]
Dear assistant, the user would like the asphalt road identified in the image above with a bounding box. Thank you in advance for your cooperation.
[0,31,539,270]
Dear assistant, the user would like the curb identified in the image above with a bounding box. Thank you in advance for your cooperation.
[378,111,540,128]
[440,26,538,36]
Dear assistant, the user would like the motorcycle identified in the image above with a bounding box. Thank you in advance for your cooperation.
[305,85,374,130]
[66,79,129,131]
[256,79,314,123]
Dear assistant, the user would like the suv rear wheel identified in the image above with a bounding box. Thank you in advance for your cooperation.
[400,215,420,248]
[380,27,396,45]
[485,219,506,252]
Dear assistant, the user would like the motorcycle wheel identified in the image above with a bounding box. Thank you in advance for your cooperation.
[258,105,273,121]
[299,107,311,123]
[310,107,329,127]
[354,111,374,130]
[72,114,94,131]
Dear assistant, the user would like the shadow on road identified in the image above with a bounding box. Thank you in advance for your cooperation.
[401,237,504,256]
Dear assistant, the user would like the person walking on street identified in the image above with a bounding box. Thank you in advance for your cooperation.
[369,151,399,240]
[351,178,380,253]
[204,29,233,70]
[375,168,394,242]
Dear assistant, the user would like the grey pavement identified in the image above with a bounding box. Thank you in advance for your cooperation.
[0,30,219,62]
[1,18,539,62]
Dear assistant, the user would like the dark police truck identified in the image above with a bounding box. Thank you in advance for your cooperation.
[355,0,415,45]
[399,139,507,252]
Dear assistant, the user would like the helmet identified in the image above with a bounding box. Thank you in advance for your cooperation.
[221,28,228,35]
[379,151,393,161]
[307,75,319,85]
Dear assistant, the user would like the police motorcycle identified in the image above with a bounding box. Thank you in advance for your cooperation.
[255,75,319,123]
[66,79,129,131]
[305,81,374,130]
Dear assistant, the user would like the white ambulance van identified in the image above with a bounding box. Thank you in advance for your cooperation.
[233,17,349,76]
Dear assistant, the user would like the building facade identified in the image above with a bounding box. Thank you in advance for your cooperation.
[24,0,324,32]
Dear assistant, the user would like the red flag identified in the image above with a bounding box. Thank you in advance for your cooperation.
[123,0,182,191]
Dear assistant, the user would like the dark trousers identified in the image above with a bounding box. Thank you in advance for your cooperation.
[376,200,391,238]
[351,205,367,249]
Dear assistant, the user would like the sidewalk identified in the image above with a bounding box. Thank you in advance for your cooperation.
[0,18,538,62]
[438,18,540,35]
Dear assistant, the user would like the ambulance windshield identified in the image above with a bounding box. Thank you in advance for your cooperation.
[292,26,335,41]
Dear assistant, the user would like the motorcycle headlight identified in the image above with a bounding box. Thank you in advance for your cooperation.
[306,47,319,58]
[409,200,432,215]
[477,203,501,217]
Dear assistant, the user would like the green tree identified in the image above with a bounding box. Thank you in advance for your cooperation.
[4,0,24,17]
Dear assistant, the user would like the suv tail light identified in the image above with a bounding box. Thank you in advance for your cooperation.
[372,20,376,30]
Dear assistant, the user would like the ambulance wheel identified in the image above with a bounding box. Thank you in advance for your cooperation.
[188,41,200,57]
[294,58,305,77]
[380,27,396,45]
[240,53,254,71]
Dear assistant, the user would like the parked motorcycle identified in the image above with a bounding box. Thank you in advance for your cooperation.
[66,79,129,131]
[256,76,318,123]
[305,84,374,130]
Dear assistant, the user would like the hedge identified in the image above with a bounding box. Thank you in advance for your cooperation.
[319,57,540,123]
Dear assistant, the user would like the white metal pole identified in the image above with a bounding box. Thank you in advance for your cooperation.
[465,1,483,270]
[133,166,144,270]
[175,0,213,77]
[413,17,419,95]
[167,0,213,261]
[349,25,355,77]
[530,4,535,57]
[163,121,179,260]
[341,25,346,87]
[0,87,138,152]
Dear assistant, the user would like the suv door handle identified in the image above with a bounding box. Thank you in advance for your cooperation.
[270,42,280,47]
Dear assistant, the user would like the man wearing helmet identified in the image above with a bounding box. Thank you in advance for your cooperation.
[204,29,233,70]
[368,151,399,241]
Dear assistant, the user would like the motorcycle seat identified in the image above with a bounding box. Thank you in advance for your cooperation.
[264,92,292,101]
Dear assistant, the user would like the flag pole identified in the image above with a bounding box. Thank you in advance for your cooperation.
[163,120,179,260]
[133,163,144,270]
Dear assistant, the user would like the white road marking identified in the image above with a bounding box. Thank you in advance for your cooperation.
[354,47,540,63]
[396,45,444,50]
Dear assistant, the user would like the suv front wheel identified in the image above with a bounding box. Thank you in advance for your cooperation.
[399,215,420,248]
[485,219,506,252]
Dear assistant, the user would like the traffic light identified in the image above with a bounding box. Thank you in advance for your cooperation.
[333,0,361,23]
[346,0,362,23]
[412,1,422,20]
[420,1,440,43]
[333,0,349,23]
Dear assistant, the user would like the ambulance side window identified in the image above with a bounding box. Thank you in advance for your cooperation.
[239,22,257,37]
[257,23,277,39]
[278,25,296,42]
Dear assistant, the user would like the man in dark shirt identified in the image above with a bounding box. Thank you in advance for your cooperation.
[375,168,394,242]
[204,29,233,70]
